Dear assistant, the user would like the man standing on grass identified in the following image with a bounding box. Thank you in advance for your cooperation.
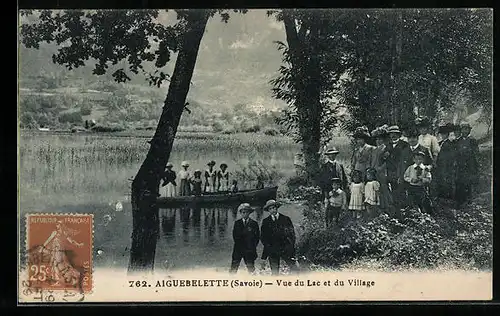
[230,203,260,274]
[260,200,299,275]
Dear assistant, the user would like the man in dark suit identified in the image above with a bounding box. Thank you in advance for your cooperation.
[455,122,480,206]
[260,200,298,275]
[230,203,260,274]
[401,130,433,170]
[318,146,348,200]
[386,125,410,211]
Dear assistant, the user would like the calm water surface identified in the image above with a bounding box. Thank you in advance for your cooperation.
[83,201,305,272]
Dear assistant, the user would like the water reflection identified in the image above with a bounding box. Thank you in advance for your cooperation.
[192,206,201,242]
[217,209,228,239]
[160,209,176,240]
[180,208,191,243]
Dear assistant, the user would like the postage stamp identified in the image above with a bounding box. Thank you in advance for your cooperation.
[24,214,93,294]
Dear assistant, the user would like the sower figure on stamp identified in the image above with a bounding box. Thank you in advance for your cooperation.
[39,220,84,288]
[260,200,299,275]
[230,203,260,274]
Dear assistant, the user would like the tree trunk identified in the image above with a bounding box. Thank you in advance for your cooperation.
[128,11,209,273]
[282,12,322,183]
[390,11,403,124]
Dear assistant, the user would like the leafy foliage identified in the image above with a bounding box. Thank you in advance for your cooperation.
[296,188,492,270]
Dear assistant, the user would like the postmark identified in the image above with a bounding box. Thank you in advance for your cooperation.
[25,214,94,295]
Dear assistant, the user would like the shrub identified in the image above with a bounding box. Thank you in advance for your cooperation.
[221,128,235,135]
[264,127,280,136]
[296,188,493,271]
[243,124,261,133]
[80,103,93,116]
[58,111,83,124]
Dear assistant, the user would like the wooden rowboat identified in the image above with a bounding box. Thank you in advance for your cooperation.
[157,186,278,208]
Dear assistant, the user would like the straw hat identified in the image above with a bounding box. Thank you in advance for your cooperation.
[194,169,202,174]
[331,177,341,184]
[220,162,228,168]
[324,146,340,155]
[237,203,253,212]
[263,199,281,210]
[387,125,401,134]
[207,160,216,166]
[181,161,189,167]
[413,150,427,157]
[166,162,173,168]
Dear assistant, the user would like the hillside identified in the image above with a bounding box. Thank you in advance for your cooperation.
[18,10,290,131]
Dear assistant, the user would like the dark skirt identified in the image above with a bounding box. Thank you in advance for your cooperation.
[179,179,191,196]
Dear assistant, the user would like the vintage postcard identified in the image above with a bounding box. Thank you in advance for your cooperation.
[18,8,493,303]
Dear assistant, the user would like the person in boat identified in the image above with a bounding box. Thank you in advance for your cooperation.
[204,160,217,193]
[160,162,177,198]
[178,161,192,196]
[230,203,260,274]
[230,179,239,193]
[260,199,299,275]
[318,145,348,201]
[191,170,203,196]
[454,122,480,206]
[435,123,458,201]
[217,162,230,192]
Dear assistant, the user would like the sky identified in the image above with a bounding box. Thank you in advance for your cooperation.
[19,9,289,111]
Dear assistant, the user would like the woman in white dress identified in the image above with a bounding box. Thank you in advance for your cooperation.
[217,162,230,192]
[204,160,217,193]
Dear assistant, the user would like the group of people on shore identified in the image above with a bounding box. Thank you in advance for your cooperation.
[319,116,480,226]
[160,160,239,197]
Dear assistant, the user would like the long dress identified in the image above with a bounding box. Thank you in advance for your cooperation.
[435,139,457,200]
[455,136,479,204]
[217,169,230,192]
[178,169,192,196]
[204,168,217,193]
[160,169,177,197]
[371,144,393,209]
[348,182,365,211]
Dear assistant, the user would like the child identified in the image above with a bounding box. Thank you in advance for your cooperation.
[364,168,381,219]
[178,161,192,196]
[404,151,433,214]
[230,203,260,274]
[230,180,239,193]
[218,162,230,192]
[348,170,365,219]
[191,170,203,196]
[160,162,177,197]
[324,178,347,227]
[204,160,217,193]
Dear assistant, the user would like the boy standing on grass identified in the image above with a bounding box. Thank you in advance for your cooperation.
[230,203,260,274]
[324,178,347,227]
[404,151,433,214]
